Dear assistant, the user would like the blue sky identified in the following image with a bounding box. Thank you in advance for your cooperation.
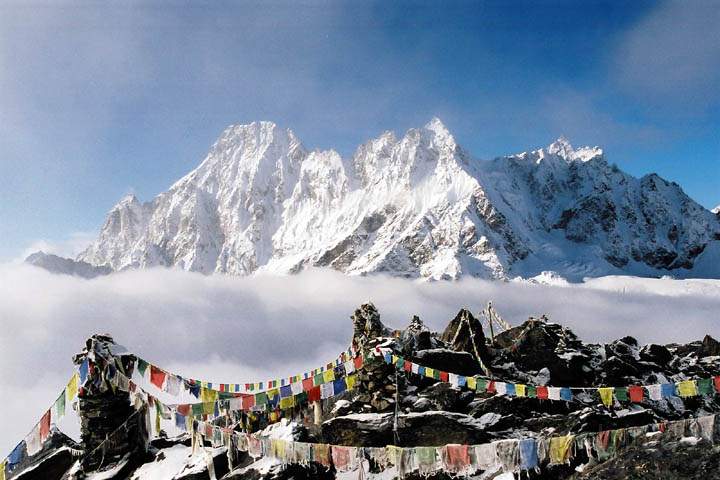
[0,0,718,260]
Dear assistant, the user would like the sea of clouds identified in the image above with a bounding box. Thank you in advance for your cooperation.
[1,264,719,455]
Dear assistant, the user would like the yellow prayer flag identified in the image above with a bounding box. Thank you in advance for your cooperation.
[201,387,218,404]
[268,388,280,399]
[677,380,698,398]
[391,355,399,365]
[516,384,527,397]
[346,374,357,390]
[279,396,295,410]
[549,435,574,464]
[66,373,79,402]
[598,387,614,407]
[1,460,6,480]
[323,369,335,383]
[466,376,477,390]
[425,368,435,379]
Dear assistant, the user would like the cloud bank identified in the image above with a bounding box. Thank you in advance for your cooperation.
[1,264,719,454]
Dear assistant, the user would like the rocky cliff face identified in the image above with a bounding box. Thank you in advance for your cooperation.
[61,119,719,281]
[9,304,720,480]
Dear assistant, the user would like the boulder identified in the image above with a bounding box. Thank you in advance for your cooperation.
[414,348,482,376]
[697,335,720,357]
[440,309,491,367]
[639,343,673,365]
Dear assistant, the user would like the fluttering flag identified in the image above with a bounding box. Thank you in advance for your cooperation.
[677,380,697,398]
[66,373,79,402]
[516,384,527,397]
[79,359,89,384]
[598,387,614,407]
[137,359,149,377]
[628,385,644,403]
[697,378,713,396]
[615,387,628,402]
[53,390,66,423]
[150,366,166,390]
[39,410,51,442]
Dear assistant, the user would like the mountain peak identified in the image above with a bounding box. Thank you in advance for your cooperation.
[546,136,574,157]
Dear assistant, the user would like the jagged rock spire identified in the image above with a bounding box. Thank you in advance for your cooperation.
[440,309,491,370]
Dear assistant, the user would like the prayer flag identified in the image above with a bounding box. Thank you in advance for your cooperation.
[1,460,6,480]
[441,444,470,474]
[560,388,572,402]
[506,383,516,396]
[549,435,574,464]
[697,378,713,395]
[487,380,496,394]
[66,373,79,402]
[308,386,321,402]
[177,404,191,416]
[403,360,412,373]
[516,384,527,397]
[242,395,255,411]
[495,382,507,395]
[548,387,561,400]
[519,438,538,470]
[344,361,355,375]
[661,383,676,398]
[424,367,435,379]
[647,384,662,401]
[280,385,292,398]
[457,375,467,388]
[25,424,42,456]
[439,371,449,382]
[615,387,628,402]
[354,355,363,370]
[79,359,89,384]
[255,392,268,406]
[201,387,218,404]
[477,378,488,392]
[333,378,347,395]
[466,376,477,390]
[527,385,537,398]
[150,366,166,390]
[137,359,149,377]
[384,353,392,364]
[628,385,644,403]
[314,373,324,387]
[192,403,204,417]
[53,390,66,423]
[302,377,314,392]
[346,374,357,390]
[291,381,304,395]
[714,376,720,393]
[598,387,614,407]
[320,382,334,399]
[536,386,548,400]
[677,380,697,397]
[39,410,51,442]
[279,396,294,410]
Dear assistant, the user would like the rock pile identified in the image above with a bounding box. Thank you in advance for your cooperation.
[8,304,720,480]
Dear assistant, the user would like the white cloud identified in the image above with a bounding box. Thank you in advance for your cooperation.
[0,265,718,455]
[612,0,720,109]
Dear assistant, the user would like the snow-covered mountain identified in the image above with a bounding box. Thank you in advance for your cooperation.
[66,119,720,280]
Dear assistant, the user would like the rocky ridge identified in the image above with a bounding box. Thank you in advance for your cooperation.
[6,304,720,479]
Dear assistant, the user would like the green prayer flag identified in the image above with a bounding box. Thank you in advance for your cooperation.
[432,369,441,380]
[255,392,268,405]
[313,373,323,387]
[295,391,308,405]
[192,403,204,416]
[527,385,537,398]
[218,392,234,400]
[477,378,488,392]
[697,378,713,395]
[615,387,628,402]
[137,359,149,376]
[53,390,66,420]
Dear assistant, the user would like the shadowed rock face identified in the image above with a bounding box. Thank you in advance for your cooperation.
[440,309,491,368]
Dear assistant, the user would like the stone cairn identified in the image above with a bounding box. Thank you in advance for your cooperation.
[73,335,147,471]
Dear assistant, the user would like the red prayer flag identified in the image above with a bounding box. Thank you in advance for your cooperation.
[177,404,191,416]
[403,360,412,372]
[440,371,449,382]
[354,356,363,370]
[714,376,720,393]
[443,444,470,473]
[39,410,51,442]
[302,377,314,392]
[308,385,321,402]
[536,386,548,399]
[241,394,255,411]
[628,385,644,403]
[150,366,166,389]
[487,380,496,394]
